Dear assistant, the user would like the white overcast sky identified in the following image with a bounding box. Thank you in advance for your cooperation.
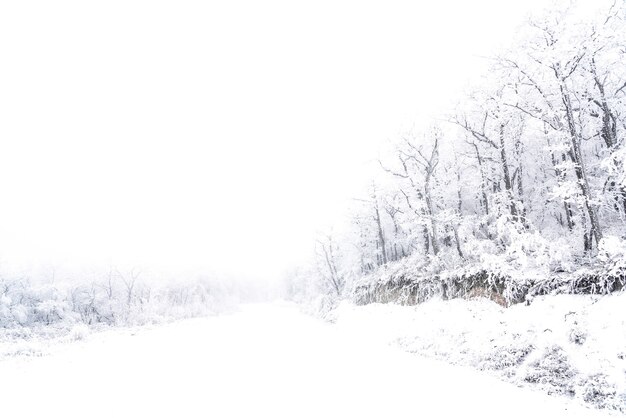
[0,0,550,281]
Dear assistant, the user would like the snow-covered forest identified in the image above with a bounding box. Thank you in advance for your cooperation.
[292,1,626,305]
[1,0,625,416]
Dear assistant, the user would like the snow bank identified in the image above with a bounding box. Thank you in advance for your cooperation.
[329,293,626,413]
[352,251,626,308]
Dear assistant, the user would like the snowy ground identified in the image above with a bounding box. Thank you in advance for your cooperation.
[0,303,617,417]
[329,294,626,412]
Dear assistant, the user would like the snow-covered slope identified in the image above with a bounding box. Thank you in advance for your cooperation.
[0,303,616,417]
[330,294,626,412]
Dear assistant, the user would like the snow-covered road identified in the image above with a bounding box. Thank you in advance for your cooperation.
[0,303,614,417]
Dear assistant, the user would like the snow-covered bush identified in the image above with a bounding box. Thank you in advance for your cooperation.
[597,236,626,287]
[0,274,239,336]
[577,373,619,409]
[283,265,344,316]
[68,324,90,341]
[522,345,576,396]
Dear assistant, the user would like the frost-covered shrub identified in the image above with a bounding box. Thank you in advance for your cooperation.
[568,326,587,345]
[597,236,626,285]
[308,294,340,318]
[478,222,576,285]
[577,374,618,410]
[283,264,347,317]
[477,343,535,373]
[521,345,576,396]
[68,324,90,341]
[0,274,238,333]
[34,299,72,325]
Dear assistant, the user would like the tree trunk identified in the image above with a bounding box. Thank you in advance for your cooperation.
[590,58,626,214]
[424,175,440,256]
[545,124,575,230]
[472,143,490,216]
[556,68,603,248]
[373,203,388,265]
[498,123,518,220]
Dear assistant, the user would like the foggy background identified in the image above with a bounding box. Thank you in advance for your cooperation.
[0,0,547,283]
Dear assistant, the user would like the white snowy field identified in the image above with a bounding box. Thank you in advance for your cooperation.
[0,303,616,418]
